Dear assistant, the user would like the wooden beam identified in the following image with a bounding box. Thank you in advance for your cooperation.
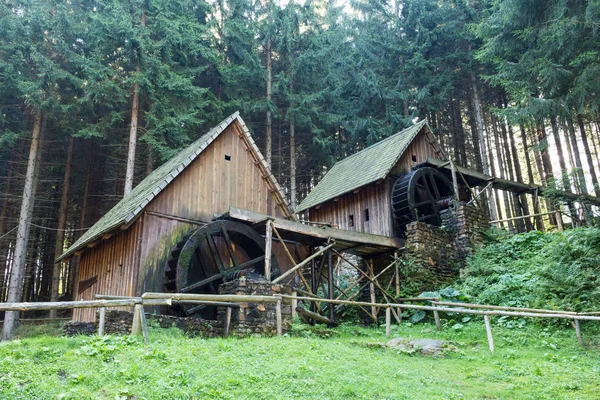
[265,220,273,281]
[272,242,336,284]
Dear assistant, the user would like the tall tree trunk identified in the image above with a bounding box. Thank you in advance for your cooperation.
[2,109,44,341]
[550,116,569,190]
[449,98,461,165]
[565,117,587,194]
[124,11,146,196]
[577,114,600,197]
[485,114,502,223]
[499,115,524,232]
[146,145,153,177]
[471,76,488,174]
[265,37,272,168]
[494,116,514,231]
[507,121,532,230]
[482,111,499,221]
[289,81,297,210]
[124,65,140,196]
[0,158,15,301]
[536,119,558,226]
[468,99,483,171]
[49,137,74,317]
[550,116,575,223]
[68,145,94,298]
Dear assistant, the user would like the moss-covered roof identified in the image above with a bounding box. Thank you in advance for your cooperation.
[57,112,291,262]
[296,120,429,212]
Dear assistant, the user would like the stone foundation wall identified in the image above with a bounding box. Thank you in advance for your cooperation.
[404,221,458,290]
[63,310,223,337]
[219,278,293,336]
[64,278,293,337]
[403,203,488,290]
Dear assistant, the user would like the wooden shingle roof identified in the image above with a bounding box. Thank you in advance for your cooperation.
[296,120,429,212]
[57,112,292,262]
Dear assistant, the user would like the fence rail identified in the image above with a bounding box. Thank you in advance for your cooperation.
[1,293,597,351]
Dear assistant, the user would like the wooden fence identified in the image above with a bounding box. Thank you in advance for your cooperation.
[1,293,599,352]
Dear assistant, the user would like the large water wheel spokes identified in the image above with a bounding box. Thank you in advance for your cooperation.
[164,220,279,319]
[391,167,454,231]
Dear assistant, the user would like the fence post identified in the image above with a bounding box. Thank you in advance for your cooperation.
[484,314,494,353]
[138,306,149,344]
[433,310,441,330]
[98,307,106,336]
[276,298,283,337]
[291,291,297,319]
[224,307,232,337]
[385,307,391,337]
[131,304,142,336]
[574,318,582,345]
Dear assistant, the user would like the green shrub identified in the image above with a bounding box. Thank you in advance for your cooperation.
[458,227,600,312]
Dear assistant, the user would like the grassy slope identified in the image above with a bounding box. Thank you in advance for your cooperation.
[1,321,599,399]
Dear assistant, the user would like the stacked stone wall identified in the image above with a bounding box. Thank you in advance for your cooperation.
[403,203,488,290]
[64,278,292,337]
[219,278,292,336]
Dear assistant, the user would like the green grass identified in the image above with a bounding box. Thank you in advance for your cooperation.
[1,320,600,399]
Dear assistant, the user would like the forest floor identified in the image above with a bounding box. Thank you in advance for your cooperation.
[1,320,599,399]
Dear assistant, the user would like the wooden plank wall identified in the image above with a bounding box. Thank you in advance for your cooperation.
[307,131,441,239]
[390,131,440,176]
[145,124,285,221]
[309,181,393,237]
[74,124,292,321]
[73,218,143,321]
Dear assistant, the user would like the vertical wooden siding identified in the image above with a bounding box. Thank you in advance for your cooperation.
[390,131,440,176]
[145,125,285,221]
[74,124,291,321]
[307,131,440,238]
[73,217,143,321]
[309,181,392,237]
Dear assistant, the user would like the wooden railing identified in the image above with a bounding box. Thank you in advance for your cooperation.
[2,294,599,352]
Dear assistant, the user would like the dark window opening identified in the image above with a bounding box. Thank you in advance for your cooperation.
[225,154,231,161]
[349,214,354,227]
[363,208,370,222]
[412,154,417,162]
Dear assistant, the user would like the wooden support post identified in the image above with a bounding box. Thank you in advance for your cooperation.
[265,221,273,281]
[224,307,232,337]
[310,252,317,317]
[385,307,391,337]
[484,314,494,353]
[327,249,335,323]
[395,260,400,297]
[433,310,441,330]
[450,159,459,203]
[131,304,142,336]
[139,306,149,344]
[291,291,297,319]
[574,318,582,345]
[276,298,282,336]
[272,242,335,284]
[367,260,378,318]
[98,307,106,336]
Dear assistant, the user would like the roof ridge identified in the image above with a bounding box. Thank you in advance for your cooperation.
[296,119,429,212]
[57,112,243,262]
[334,120,427,164]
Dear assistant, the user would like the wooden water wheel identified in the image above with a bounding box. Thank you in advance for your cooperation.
[164,220,279,319]
[391,167,454,232]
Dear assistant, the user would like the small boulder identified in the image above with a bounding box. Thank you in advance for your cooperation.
[385,338,457,356]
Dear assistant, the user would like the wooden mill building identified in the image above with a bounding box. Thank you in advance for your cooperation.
[58,113,295,321]
[296,120,446,237]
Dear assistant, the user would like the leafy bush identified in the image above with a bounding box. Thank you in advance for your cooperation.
[459,227,600,312]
